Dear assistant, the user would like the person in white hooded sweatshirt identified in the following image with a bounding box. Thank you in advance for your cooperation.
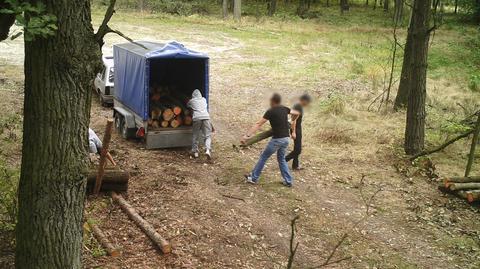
[187,89,213,159]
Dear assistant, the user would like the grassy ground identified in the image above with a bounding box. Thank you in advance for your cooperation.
[1,5,480,268]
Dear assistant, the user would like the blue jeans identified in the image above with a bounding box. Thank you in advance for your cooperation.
[251,137,293,185]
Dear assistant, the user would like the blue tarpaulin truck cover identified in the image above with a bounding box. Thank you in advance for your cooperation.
[113,41,209,120]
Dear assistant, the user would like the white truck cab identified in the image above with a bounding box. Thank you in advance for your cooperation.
[94,56,115,106]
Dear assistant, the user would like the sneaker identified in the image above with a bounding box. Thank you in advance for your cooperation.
[206,150,212,160]
[292,167,304,171]
[282,181,293,188]
[192,152,199,158]
[244,174,257,185]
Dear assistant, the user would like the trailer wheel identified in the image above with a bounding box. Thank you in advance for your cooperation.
[121,121,129,139]
[114,113,124,134]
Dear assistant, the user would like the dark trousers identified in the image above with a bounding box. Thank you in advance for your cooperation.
[285,135,302,169]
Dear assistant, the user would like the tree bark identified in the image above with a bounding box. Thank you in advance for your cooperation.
[394,13,414,110]
[384,0,389,11]
[404,0,432,155]
[297,0,311,16]
[394,0,404,23]
[87,220,121,257]
[222,0,228,18]
[268,0,277,16]
[340,0,350,14]
[465,114,480,177]
[15,0,100,267]
[234,0,241,20]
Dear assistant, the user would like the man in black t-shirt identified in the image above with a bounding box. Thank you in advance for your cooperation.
[241,93,300,187]
[286,94,311,170]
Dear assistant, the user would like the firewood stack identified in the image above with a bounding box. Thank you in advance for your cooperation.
[440,176,480,203]
[147,86,193,129]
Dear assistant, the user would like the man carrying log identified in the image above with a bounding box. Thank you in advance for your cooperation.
[241,93,300,187]
[286,93,311,170]
[187,89,213,159]
[89,128,116,166]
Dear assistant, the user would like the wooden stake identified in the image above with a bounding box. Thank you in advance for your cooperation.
[94,119,114,195]
[465,113,480,177]
[87,220,121,257]
[111,192,171,254]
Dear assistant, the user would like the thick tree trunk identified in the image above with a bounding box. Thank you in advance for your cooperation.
[404,0,431,155]
[394,0,404,23]
[340,0,350,13]
[234,0,241,20]
[268,0,277,16]
[15,0,100,267]
[222,0,228,18]
[394,15,414,110]
[297,0,311,16]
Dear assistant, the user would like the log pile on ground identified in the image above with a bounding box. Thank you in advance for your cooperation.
[148,86,193,130]
[440,176,480,203]
[86,169,129,194]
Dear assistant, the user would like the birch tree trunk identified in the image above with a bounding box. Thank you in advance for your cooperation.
[15,0,100,267]
[404,0,432,155]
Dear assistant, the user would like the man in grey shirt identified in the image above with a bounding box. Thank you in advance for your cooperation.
[187,89,213,159]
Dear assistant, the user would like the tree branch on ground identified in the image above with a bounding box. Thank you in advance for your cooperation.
[287,216,300,269]
[410,129,475,161]
[282,176,383,269]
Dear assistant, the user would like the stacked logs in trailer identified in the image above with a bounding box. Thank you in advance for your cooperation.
[148,86,193,129]
[440,176,480,203]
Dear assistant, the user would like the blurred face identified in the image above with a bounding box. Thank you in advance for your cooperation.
[300,99,311,107]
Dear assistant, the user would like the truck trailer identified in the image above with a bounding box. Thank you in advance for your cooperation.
[112,41,209,149]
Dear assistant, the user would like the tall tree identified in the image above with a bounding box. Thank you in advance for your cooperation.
[268,0,277,16]
[340,0,350,13]
[223,0,228,18]
[394,16,414,110]
[404,0,433,155]
[394,0,404,23]
[234,0,241,20]
[297,0,311,16]
[0,0,117,267]
[384,0,389,11]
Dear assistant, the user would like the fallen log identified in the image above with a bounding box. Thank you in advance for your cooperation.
[410,129,475,161]
[111,192,171,254]
[86,170,129,194]
[162,108,175,121]
[160,120,170,128]
[466,190,480,203]
[240,129,273,147]
[170,117,182,128]
[87,220,121,257]
[172,106,182,116]
[88,170,129,183]
[449,182,480,191]
[444,176,480,188]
